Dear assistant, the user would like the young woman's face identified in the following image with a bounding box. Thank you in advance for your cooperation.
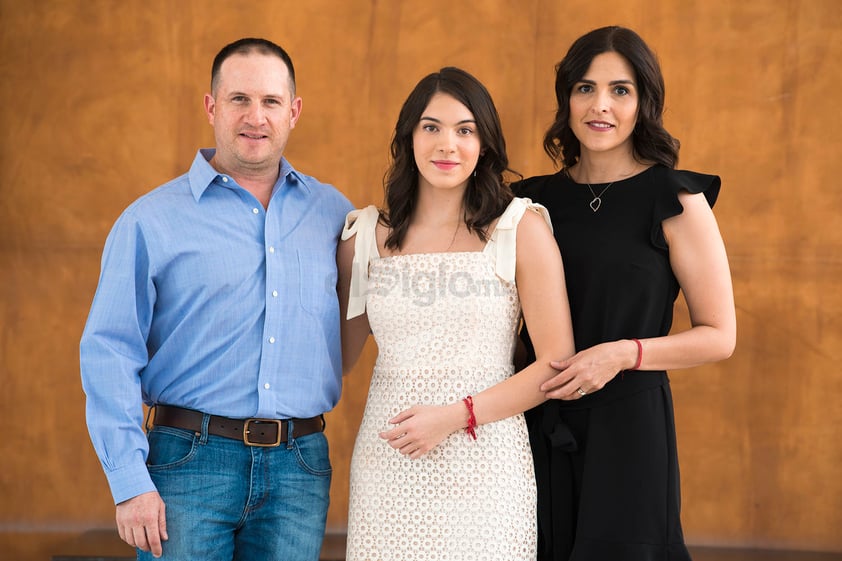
[568,51,639,159]
[412,92,481,193]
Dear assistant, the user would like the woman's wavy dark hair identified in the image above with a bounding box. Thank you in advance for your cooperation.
[383,67,515,250]
[543,26,680,170]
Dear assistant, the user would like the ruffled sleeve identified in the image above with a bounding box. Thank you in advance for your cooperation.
[484,197,552,283]
[651,167,721,250]
[341,205,381,319]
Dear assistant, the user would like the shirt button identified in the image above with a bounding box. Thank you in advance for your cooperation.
[272,290,278,297]
[269,246,275,253]
[268,337,276,344]
[264,383,271,390]
[222,177,229,183]
[252,208,259,214]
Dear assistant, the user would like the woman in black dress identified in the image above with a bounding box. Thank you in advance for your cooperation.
[515,26,736,560]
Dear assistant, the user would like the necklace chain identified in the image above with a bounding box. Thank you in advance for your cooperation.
[586,182,613,212]
[445,220,460,251]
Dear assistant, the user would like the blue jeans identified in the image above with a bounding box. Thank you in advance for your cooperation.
[140,417,332,561]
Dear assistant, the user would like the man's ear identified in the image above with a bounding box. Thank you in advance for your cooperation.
[204,93,216,125]
[289,96,303,128]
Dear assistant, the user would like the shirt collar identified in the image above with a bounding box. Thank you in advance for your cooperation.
[187,148,312,201]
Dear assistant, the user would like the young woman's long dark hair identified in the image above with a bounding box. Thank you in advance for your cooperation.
[383,67,515,250]
[543,26,680,170]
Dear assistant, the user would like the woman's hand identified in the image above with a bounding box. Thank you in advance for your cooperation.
[541,340,638,400]
[379,402,465,459]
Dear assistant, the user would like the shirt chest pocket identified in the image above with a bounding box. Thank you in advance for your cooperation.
[296,248,338,316]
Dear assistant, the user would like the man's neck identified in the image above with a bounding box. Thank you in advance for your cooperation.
[209,154,281,209]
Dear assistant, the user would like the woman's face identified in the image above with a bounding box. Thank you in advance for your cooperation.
[412,92,481,194]
[568,51,639,159]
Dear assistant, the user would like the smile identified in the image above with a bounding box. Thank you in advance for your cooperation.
[432,161,459,170]
[586,121,614,130]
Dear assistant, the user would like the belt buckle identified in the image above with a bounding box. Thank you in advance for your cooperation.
[243,418,283,447]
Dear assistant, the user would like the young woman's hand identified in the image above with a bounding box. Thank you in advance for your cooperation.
[379,402,465,459]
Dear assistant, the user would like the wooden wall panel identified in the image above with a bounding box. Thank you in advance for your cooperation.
[1,0,839,553]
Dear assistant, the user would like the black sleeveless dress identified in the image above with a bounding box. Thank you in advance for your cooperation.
[514,165,720,561]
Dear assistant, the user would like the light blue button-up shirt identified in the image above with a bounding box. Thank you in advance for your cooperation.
[80,149,354,504]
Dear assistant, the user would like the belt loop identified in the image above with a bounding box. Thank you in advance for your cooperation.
[144,405,156,433]
[199,412,210,445]
[285,419,295,449]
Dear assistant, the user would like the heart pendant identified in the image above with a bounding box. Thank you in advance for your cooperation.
[589,197,601,212]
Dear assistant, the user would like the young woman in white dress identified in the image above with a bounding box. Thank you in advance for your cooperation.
[338,67,574,561]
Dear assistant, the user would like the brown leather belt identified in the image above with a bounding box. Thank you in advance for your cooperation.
[152,404,324,447]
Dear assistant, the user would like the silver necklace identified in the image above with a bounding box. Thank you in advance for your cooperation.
[586,182,613,212]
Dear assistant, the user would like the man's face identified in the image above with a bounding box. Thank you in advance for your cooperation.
[204,52,302,177]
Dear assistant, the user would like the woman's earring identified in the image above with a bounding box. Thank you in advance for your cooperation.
[473,169,477,178]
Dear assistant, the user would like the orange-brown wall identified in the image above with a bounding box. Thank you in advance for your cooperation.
[2,0,840,556]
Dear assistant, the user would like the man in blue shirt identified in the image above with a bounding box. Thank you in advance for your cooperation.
[80,38,353,560]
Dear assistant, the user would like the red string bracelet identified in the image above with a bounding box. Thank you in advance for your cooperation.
[631,338,643,370]
[462,396,477,440]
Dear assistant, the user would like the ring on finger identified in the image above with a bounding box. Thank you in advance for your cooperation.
[576,387,587,397]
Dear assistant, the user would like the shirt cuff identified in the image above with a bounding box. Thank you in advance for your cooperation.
[105,461,156,505]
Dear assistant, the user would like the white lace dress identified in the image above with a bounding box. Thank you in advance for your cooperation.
[342,198,547,561]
